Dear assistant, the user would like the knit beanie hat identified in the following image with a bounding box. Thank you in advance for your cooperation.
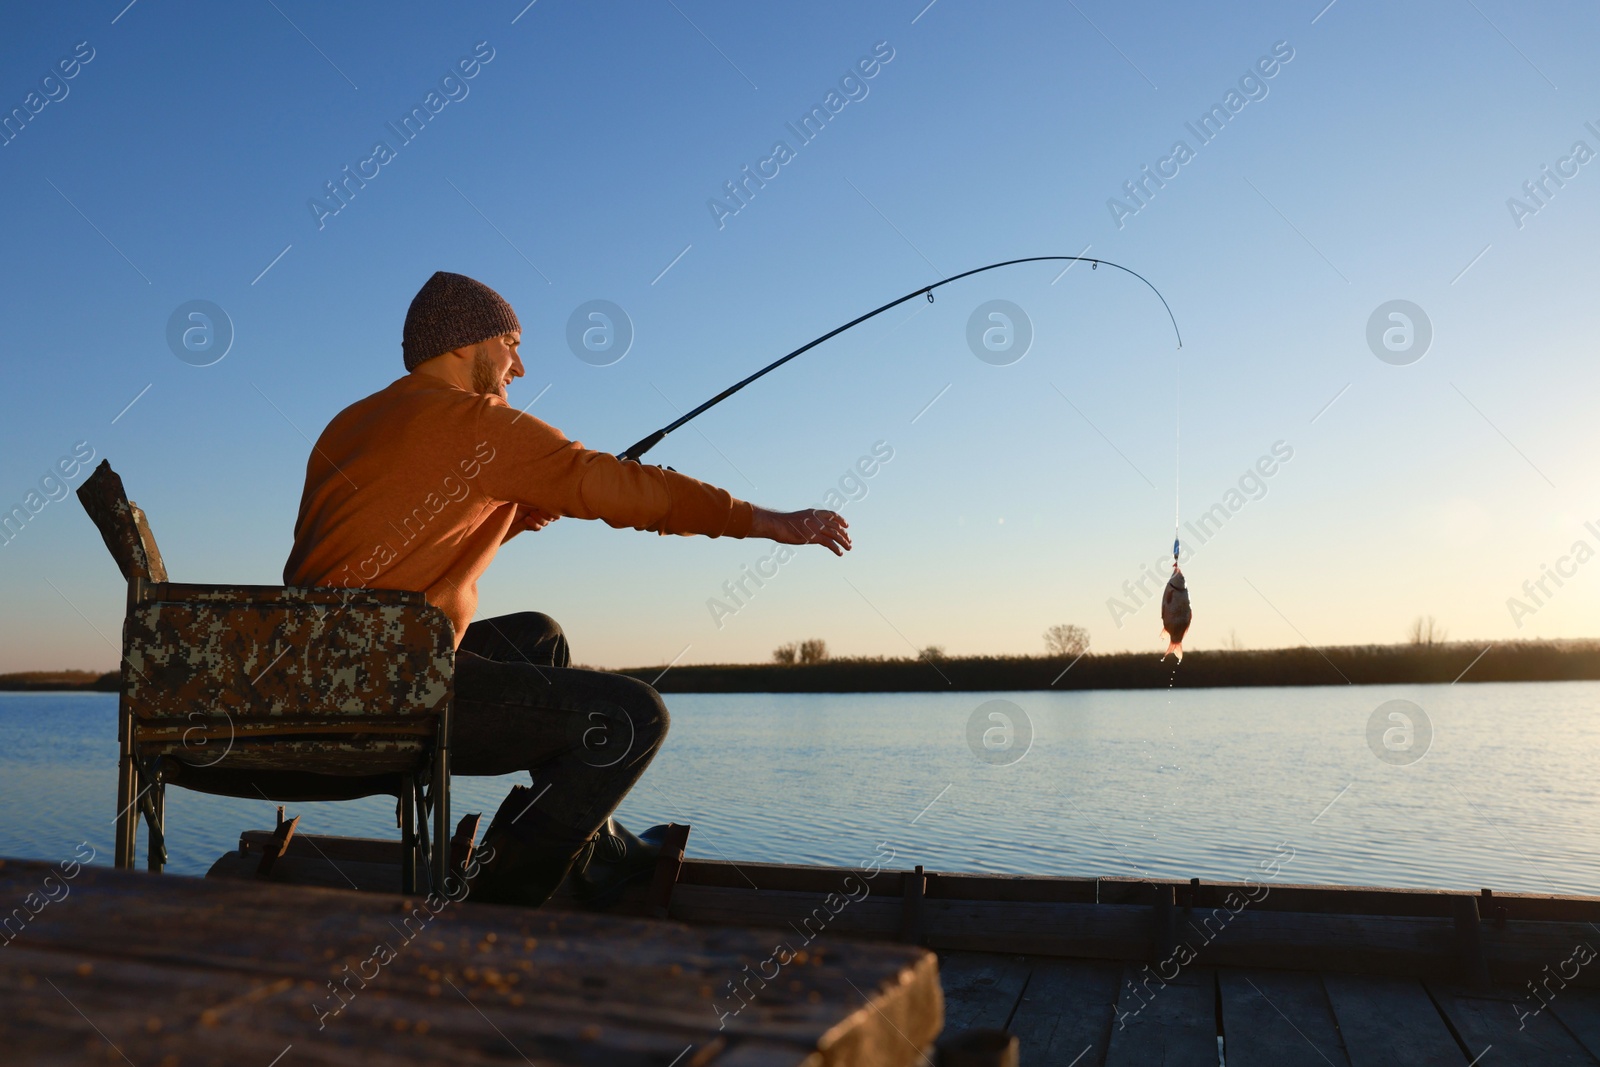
[402,271,521,370]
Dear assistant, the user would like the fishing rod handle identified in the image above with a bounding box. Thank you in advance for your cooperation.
[619,428,666,463]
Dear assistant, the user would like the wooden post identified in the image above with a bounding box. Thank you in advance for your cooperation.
[900,865,927,945]
[1153,884,1176,963]
[1452,894,1492,990]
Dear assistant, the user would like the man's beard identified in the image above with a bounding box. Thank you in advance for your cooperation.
[471,351,505,398]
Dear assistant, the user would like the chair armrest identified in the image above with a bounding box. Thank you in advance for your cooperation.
[77,460,167,583]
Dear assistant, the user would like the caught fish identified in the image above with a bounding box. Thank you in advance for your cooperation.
[1161,566,1192,662]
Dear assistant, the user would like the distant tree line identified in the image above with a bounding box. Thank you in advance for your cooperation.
[622,640,1600,694]
[0,671,117,692]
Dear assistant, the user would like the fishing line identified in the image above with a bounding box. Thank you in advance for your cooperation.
[1174,345,1181,569]
[618,255,1182,463]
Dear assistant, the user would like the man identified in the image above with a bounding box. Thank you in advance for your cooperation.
[285,271,850,904]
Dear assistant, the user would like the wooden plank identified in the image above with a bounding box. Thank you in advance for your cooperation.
[1186,909,1455,977]
[0,856,940,1067]
[1322,973,1463,1067]
[923,899,1150,960]
[254,845,1600,932]
[676,859,1600,924]
[221,846,1600,985]
[579,883,1589,988]
[677,857,908,896]
[1480,922,1600,987]
[1218,970,1348,1067]
[1429,983,1598,1065]
[667,884,904,940]
[1005,958,1119,1067]
[1551,990,1600,1061]
[989,872,1600,923]
[927,872,1098,905]
[1103,965,1216,1067]
[937,952,1033,1033]
[1,942,842,1067]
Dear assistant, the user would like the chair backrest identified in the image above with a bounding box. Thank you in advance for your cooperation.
[76,460,167,583]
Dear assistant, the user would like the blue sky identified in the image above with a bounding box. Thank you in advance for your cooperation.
[3,0,1598,671]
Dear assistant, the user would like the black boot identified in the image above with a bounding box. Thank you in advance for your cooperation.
[468,785,595,908]
[567,817,671,907]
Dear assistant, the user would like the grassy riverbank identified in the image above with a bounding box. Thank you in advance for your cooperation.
[615,640,1600,693]
[11,640,1600,694]
[0,670,118,692]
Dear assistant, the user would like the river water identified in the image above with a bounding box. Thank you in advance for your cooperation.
[3,682,1596,895]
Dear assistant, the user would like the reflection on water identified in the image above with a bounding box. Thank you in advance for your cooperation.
[3,682,1597,894]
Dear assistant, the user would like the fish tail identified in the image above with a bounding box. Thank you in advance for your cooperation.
[1163,641,1184,663]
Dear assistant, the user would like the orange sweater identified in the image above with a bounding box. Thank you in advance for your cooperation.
[284,374,754,643]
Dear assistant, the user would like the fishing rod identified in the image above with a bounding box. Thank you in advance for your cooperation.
[618,255,1182,464]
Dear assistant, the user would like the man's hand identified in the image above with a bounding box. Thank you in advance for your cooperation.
[750,508,851,556]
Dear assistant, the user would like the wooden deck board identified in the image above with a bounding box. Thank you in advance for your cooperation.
[1428,983,1598,1066]
[1322,973,1464,1066]
[1005,958,1119,1066]
[1103,965,1217,1067]
[1219,970,1349,1067]
[224,842,1600,988]
[935,951,1032,1033]
[1551,990,1600,1061]
[0,857,940,1067]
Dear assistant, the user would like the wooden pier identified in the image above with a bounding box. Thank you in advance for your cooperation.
[208,830,1600,1064]
[939,950,1600,1065]
[17,829,1600,1065]
[0,857,940,1066]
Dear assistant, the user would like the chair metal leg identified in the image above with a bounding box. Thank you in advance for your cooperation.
[399,773,417,895]
[431,718,450,897]
[115,704,137,869]
[115,752,136,869]
[413,776,430,893]
[131,756,169,872]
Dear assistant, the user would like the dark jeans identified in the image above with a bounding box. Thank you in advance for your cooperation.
[454,612,670,847]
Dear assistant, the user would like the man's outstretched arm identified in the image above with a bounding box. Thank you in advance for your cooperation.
[480,404,851,554]
[505,497,850,554]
